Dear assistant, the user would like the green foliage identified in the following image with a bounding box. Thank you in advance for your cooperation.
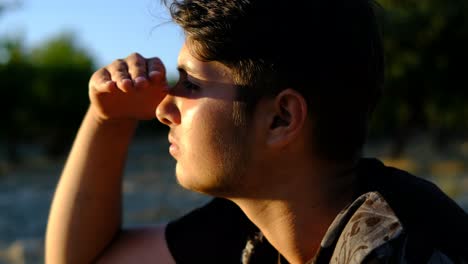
[28,32,95,156]
[0,32,95,159]
[1,0,467,161]
[29,32,94,114]
[370,0,468,138]
[0,36,32,137]
[30,32,94,68]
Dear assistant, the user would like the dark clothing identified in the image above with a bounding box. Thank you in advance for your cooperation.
[165,158,468,263]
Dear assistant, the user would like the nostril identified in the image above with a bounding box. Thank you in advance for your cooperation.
[160,117,172,126]
[156,108,171,126]
[156,95,180,126]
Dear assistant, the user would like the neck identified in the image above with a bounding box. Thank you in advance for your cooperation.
[230,159,358,264]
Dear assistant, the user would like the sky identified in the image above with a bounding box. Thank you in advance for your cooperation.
[0,0,184,78]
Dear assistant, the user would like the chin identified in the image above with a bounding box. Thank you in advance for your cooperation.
[175,166,212,193]
[175,167,239,197]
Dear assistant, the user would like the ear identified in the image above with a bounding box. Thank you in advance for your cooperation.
[267,89,307,148]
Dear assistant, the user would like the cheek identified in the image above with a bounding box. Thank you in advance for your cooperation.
[181,99,231,163]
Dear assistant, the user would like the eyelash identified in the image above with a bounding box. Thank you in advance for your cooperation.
[181,79,200,92]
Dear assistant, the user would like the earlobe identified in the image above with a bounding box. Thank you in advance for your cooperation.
[267,89,307,147]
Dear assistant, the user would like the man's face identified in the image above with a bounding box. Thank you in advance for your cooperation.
[156,43,252,196]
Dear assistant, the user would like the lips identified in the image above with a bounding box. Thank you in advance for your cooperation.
[168,133,180,157]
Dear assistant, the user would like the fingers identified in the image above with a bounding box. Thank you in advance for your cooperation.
[147,57,168,89]
[94,53,167,94]
[147,57,165,76]
[93,68,112,85]
[107,59,133,92]
[90,68,118,93]
[126,53,148,86]
[88,53,168,121]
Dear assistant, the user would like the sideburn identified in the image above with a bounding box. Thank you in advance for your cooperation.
[233,84,264,126]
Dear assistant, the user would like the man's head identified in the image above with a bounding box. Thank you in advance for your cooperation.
[164,0,384,161]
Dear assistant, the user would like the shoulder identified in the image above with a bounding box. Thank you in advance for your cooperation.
[358,158,467,220]
[358,158,468,262]
[96,225,175,264]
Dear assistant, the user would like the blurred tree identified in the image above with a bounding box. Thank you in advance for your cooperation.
[371,0,468,156]
[0,0,21,17]
[0,36,33,163]
[29,32,95,158]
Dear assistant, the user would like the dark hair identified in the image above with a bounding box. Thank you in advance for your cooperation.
[164,0,384,161]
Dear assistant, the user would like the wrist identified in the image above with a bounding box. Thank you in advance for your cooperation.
[87,105,139,129]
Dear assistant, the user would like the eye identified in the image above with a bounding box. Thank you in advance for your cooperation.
[181,79,200,92]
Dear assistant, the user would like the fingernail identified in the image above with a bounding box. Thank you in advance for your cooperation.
[135,76,146,84]
[149,71,161,78]
[120,79,133,89]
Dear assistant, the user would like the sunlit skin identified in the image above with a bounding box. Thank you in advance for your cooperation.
[46,41,359,264]
[156,42,359,263]
[156,43,252,196]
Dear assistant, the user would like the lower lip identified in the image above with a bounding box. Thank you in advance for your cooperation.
[169,144,179,157]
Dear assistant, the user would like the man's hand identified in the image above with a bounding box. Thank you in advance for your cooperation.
[89,53,168,122]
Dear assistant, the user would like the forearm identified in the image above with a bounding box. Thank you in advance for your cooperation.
[45,106,138,264]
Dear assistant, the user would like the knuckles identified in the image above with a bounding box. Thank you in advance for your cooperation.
[89,69,107,85]
[127,52,145,61]
[90,53,167,89]
[110,59,126,69]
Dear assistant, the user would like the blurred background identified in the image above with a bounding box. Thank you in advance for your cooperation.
[0,0,467,263]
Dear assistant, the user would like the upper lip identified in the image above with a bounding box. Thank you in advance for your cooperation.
[168,133,177,145]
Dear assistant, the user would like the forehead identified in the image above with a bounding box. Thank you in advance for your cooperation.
[177,43,234,84]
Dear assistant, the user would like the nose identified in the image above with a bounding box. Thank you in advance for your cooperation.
[156,94,181,126]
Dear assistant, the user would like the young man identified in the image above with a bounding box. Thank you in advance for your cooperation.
[45,0,467,263]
